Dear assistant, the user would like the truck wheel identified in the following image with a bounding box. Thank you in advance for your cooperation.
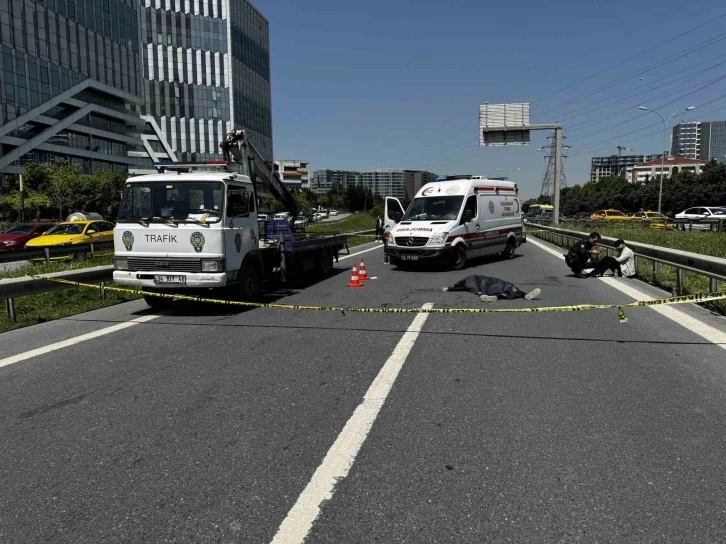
[239,265,260,302]
[503,239,516,260]
[451,245,467,270]
[143,292,173,310]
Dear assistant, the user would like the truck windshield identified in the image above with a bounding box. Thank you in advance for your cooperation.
[402,196,464,221]
[118,182,224,223]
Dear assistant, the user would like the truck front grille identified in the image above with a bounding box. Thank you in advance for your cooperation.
[126,257,202,273]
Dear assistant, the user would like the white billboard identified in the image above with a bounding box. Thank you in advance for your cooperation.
[479,103,531,147]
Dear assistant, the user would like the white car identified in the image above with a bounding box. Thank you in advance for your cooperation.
[329,210,338,216]
[675,207,726,232]
[293,216,308,228]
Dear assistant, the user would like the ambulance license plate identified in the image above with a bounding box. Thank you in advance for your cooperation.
[154,275,186,284]
[401,255,419,261]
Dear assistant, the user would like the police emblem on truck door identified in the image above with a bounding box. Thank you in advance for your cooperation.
[122,231,134,251]
[190,232,206,253]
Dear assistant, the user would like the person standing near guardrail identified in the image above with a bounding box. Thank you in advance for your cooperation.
[585,239,635,278]
[564,232,601,278]
[375,215,383,242]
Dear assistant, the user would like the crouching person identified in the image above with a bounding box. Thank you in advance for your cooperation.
[565,232,601,278]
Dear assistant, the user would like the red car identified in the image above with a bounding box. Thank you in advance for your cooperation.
[0,223,54,252]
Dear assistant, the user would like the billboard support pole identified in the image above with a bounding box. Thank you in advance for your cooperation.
[480,104,564,227]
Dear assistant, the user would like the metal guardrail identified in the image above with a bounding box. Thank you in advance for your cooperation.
[532,224,726,296]
[0,242,114,264]
[525,217,726,232]
[1,265,114,322]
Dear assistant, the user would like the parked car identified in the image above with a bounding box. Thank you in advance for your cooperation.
[258,213,268,221]
[674,207,726,232]
[312,212,324,222]
[329,210,339,216]
[0,223,54,252]
[293,216,308,228]
[630,211,674,230]
[25,220,116,260]
[590,209,629,221]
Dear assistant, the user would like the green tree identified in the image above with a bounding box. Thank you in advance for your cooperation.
[0,190,53,221]
[293,190,312,214]
[261,196,280,213]
[46,160,82,219]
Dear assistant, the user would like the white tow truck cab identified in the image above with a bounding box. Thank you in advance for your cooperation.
[113,129,348,309]
[384,175,523,270]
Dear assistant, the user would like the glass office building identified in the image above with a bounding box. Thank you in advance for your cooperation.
[0,0,145,176]
[133,0,272,171]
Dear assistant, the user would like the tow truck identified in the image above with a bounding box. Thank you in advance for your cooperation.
[112,129,348,309]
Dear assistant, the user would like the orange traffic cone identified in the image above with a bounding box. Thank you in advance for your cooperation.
[358,259,370,281]
[347,263,364,288]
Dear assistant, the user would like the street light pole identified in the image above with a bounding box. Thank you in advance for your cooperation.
[637,105,695,215]
[19,174,25,222]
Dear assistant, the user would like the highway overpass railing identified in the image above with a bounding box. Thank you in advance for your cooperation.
[531,224,726,298]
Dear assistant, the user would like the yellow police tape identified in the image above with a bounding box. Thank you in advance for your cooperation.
[33,276,726,323]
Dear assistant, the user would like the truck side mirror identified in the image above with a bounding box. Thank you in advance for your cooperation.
[394,211,403,222]
[463,209,473,222]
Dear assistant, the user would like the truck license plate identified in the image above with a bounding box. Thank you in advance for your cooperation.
[154,275,187,284]
[402,255,419,261]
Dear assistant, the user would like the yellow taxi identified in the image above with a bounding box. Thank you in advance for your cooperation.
[630,211,674,230]
[589,209,629,221]
[25,220,116,260]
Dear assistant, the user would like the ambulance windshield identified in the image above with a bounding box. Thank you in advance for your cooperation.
[402,196,463,221]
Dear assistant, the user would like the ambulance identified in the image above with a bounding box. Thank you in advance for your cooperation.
[384,176,523,270]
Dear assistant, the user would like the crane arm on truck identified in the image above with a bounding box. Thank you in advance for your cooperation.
[220,129,299,222]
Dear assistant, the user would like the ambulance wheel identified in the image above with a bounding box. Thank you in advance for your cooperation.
[451,245,467,270]
[239,265,260,302]
[503,239,516,260]
[143,292,173,310]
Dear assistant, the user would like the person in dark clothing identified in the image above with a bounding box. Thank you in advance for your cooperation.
[442,274,541,302]
[375,215,383,241]
[564,232,601,277]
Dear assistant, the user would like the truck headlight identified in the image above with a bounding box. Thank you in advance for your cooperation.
[114,258,128,270]
[201,259,223,272]
[428,232,449,245]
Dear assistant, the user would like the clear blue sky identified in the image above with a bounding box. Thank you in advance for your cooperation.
[263,0,726,200]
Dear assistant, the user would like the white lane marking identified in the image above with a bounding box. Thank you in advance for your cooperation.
[599,277,726,350]
[270,303,434,544]
[338,243,382,261]
[0,315,160,368]
[527,237,726,349]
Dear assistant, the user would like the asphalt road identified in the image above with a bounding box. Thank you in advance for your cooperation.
[1,239,725,543]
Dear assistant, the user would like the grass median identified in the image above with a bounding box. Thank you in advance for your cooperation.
[306,214,376,247]
[1,255,141,334]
